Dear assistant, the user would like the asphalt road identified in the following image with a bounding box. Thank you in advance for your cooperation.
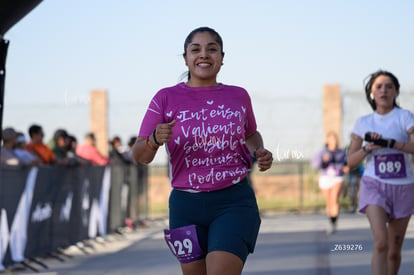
[11,212,414,275]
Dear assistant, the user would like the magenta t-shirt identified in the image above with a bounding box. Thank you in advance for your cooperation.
[138,82,257,192]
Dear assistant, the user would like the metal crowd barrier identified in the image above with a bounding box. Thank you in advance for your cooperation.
[0,163,148,271]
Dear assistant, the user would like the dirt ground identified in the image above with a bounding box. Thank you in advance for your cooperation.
[147,171,324,213]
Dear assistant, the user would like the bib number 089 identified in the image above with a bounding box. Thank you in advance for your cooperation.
[374,153,406,179]
[377,160,402,174]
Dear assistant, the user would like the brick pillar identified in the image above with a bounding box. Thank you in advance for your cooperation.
[323,84,342,146]
[90,90,108,157]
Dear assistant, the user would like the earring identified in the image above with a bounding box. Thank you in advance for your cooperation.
[370,93,374,100]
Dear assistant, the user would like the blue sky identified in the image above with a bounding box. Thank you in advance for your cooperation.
[3,0,414,163]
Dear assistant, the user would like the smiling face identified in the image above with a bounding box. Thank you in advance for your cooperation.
[370,75,399,114]
[183,31,224,87]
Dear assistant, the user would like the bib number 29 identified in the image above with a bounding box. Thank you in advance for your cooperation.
[164,224,203,263]
[167,238,193,256]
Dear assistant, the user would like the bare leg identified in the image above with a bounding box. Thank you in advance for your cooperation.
[366,205,388,275]
[321,188,330,217]
[206,251,243,275]
[181,259,207,275]
[328,181,342,218]
[387,217,410,275]
[322,181,342,233]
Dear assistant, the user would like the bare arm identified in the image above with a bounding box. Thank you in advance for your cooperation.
[346,134,368,169]
[245,131,273,172]
[132,136,159,164]
[392,126,414,154]
[347,132,385,169]
[347,127,414,169]
[245,131,264,156]
[133,120,176,164]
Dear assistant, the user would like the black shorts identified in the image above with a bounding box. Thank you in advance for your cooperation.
[168,178,261,263]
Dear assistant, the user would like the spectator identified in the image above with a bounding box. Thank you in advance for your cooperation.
[109,136,131,165]
[67,134,78,153]
[344,146,363,213]
[76,132,109,165]
[50,128,79,166]
[14,132,41,166]
[51,129,69,159]
[125,136,137,164]
[0,127,19,166]
[26,124,57,165]
[66,134,90,166]
[127,136,137,148]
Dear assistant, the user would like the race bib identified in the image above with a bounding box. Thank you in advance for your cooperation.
[164,224,204,264]
[374,154,406,179]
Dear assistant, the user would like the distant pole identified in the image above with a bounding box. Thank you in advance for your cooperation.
[323,84,342,145]
[90,90,109,157]
[0,38,9,144]
[299,161,304,212]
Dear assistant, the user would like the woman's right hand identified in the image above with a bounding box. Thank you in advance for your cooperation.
[364,131,383,152]
[153,120,176,145]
